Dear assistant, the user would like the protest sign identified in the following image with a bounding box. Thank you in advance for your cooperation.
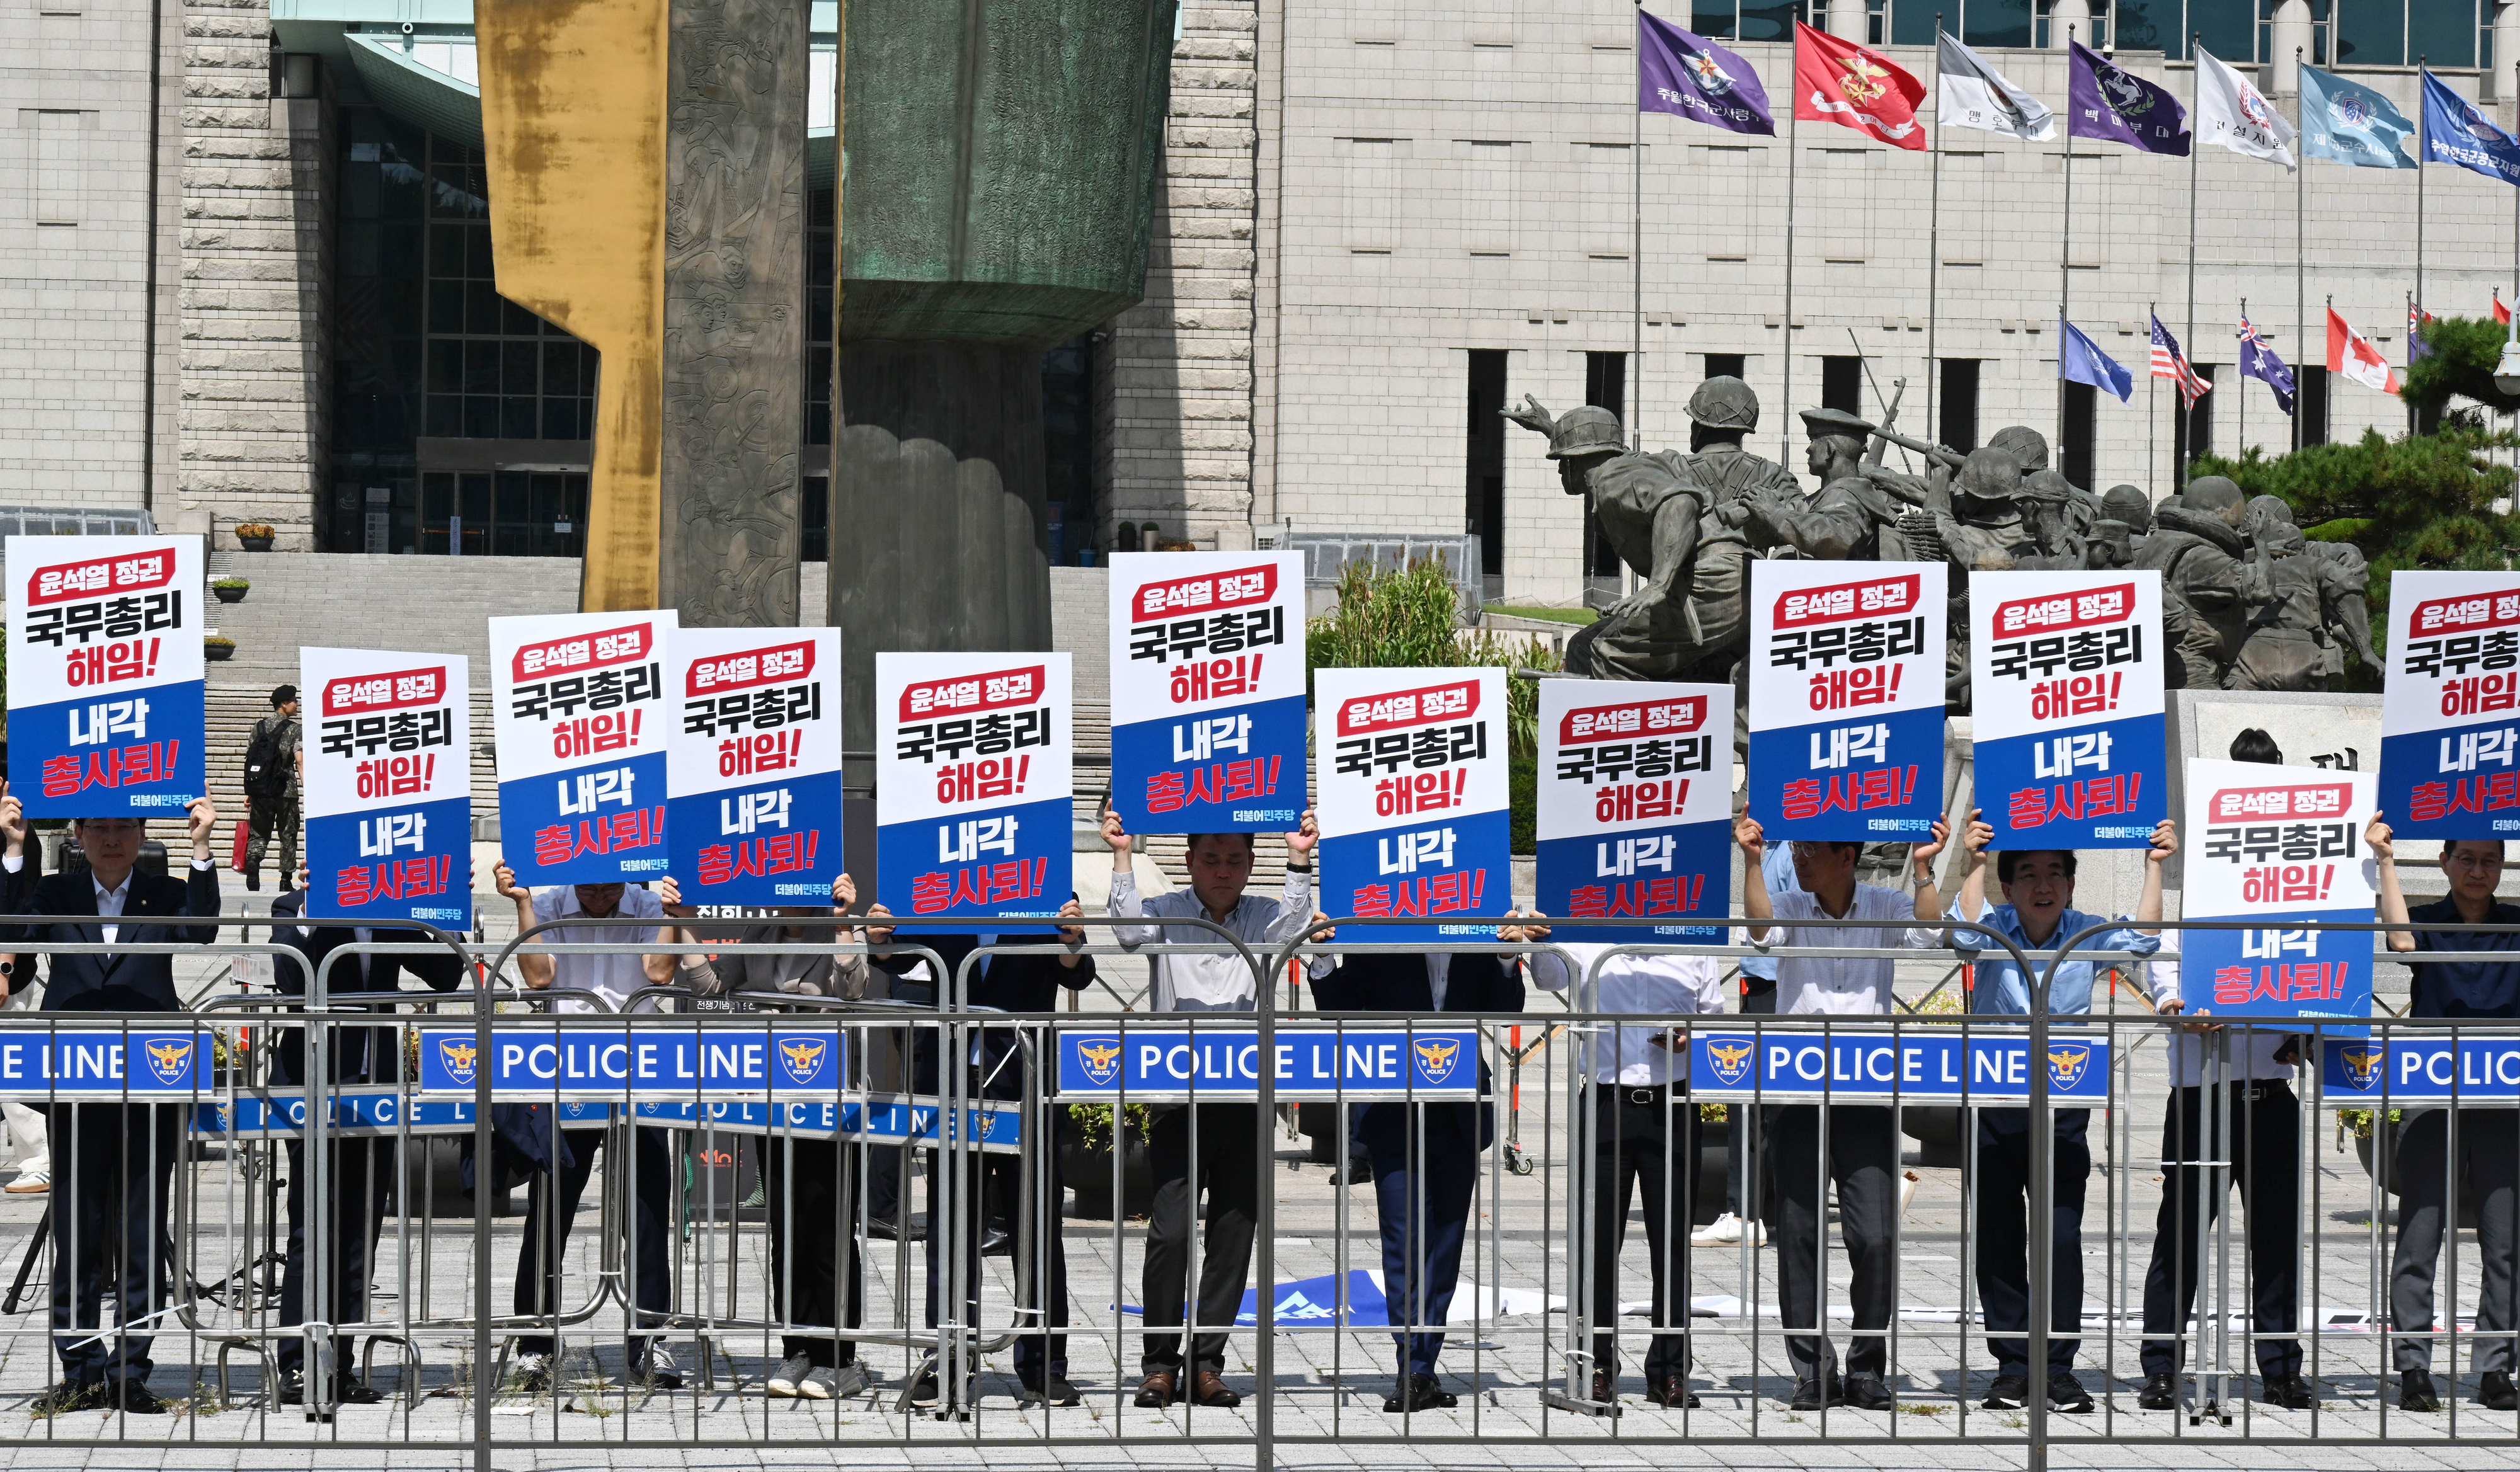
[301,648,471,927]
[6,536,204,817]
[1747,561,1945,838]
[1108,552,1305,831]
[2179,756,2377,1023]
[490,610,676,886]
[1535,680,1729,937]
[2378,571,2520,838]
[1969,570,2165,847]
[667,627,844,908]
[1314,667,1509,942]
[874,653,1072,920]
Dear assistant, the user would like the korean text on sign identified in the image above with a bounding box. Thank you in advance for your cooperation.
[301,647,472,928]
[2379,573,2520,838]
[491,610,678,886]
[1315,667,1509,943]
[876,652,1074,922]
[6,536,205,817]
[1108,552,1307,833]
[1747,562,1945,840]
[1536,681,1731,939]
[1968,570,2165,848]
[667,628,845,906]
[2177,757,2377,1023]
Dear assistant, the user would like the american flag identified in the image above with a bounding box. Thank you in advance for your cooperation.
[2150,314,2211,408]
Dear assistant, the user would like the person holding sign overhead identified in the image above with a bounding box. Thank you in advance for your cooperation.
[1944,809,2172,1413]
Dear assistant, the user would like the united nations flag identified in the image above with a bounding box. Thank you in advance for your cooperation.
[2046,1041,2094,1092]
[142,1036,195,1088]
[1074,1036,1124,1088]
[437,1038,479,1088]
[1703,1036,1756,1088]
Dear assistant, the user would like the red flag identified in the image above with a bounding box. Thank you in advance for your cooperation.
[2328,307,2400,396]
[1792,21,1927,151]
[2497,292,2512,326]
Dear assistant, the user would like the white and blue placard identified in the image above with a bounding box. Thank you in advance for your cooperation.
[6,536,205,818]
[1315,667,1510,942]
[1969,571,2165,848]
[668,627,844,908]
[2377,572,2520,839]
[1056,1025,1484,1101]
[1108,552,1304,832]
[301,648,471,928]
[2180,757,2378,1024]
[414,1024,846,1098]
[490,609,675,886]
[1747,561,1945,840]
[2324,1034,2520,1104]
[1686,1027,2109,1105]
[0,1025,214,1097]
[874,652,1072,921]
[1536,680,1729,939]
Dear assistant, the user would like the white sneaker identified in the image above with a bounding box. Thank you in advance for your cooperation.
[1692,1212,1763,1247]
[799,1363,861,1400]
[4,1172,49,1195]
[767,1354,811,1397]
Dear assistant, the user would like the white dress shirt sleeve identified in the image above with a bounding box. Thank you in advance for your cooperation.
[1105,868,1160,949]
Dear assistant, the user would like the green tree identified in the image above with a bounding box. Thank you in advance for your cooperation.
[2403,314,2520,418]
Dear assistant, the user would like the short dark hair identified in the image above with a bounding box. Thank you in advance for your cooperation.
[1186,833,1256,856]
[1790,840,1860,859]
[2443,839,2507,862]
[1996,849,2079,886]
[271,684,298,707]
[2228,727,2282,765]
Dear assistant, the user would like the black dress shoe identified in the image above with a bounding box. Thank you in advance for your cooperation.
[2479,1370,2518,1411]
[105,1380,166,1415]
[2136,1372,2179,1411]
[1788,1375,1844,1410]
[1649,1374,1699,1409]
[1383,1372,1457,1413]
[1843,1373,1894,1411]
[2400,1368,2443,1412]
[282,1372,385,1406]
[864,1216,902,1241]
[1018,1373,1082,1407]
[1589,1370,1618,1408]
[979,1227,1013,1257]
[31,1381,99,1415]
[2257,1372,2315,1410]
[1191,1369,1240,1408]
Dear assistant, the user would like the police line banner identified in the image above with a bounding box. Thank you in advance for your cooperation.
[2323,1034,2520,1104]
[190,1090,1022,1151]
[1685,1027,2110,1105]
[875,652,1072,920]
[2377,571,2520,839]
[1056,1025,1485,1101]
[2179,757,2378,1022]
[1108,552,1305,832]
[1314,667,1510,941]
[6,535,204,818]
[1748,561,1945,840]
[413,1024,845,1097]
[301,648,471,927]
[0,1025,214,1097]
[668,627,844,907]
[1968,571,2165,848]
[1536,680,1729,938]
[490,609,676,886]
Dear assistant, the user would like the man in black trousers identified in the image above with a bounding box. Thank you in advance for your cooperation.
[1310,928,1525,1413]
[266,867,467,1407]
[0,791,224,1415]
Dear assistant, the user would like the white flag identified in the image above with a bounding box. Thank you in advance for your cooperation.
[2195,46,2297,170]
[1935,31,2054,142]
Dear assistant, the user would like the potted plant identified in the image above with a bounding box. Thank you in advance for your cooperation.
[1061,1102,1154,1219]
[212,576,249,604]
[234,523,275,551]
[203,634,236,662]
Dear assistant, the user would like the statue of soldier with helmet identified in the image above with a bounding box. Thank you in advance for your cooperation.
[1503,375,1802,683]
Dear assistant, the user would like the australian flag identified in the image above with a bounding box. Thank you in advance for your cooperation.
[2238,314,2295,416]
[1638,10,1775,136]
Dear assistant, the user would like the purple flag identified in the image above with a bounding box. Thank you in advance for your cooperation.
[1639,11,1775,137]
[2066,41,2189,156]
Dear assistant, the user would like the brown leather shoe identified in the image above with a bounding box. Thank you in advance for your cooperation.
[1133,1371,1178,1408]
[1191,1370,1241,1408]
[1651,1374,1700,1409]
[1591,1371,1617,1406]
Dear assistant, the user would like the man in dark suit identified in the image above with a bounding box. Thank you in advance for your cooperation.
[1310,935,1526,1412]
[266,869,468,1407]
[0,792,223,1415]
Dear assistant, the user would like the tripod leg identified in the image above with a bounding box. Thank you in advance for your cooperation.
[5,1202,51,1315]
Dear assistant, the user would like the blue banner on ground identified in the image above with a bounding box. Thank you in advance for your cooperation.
[413,1025,845,1097]
[1055,1025,1485,1101]
[1684,1028,2110,1105]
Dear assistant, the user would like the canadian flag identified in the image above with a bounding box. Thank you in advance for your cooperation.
[2498,293,2512,327]
[2327,308,2400,396]
[1792,21,1927,151]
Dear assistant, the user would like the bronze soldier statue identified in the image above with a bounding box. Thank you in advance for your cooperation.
[2137,476,2254,690]
[1737,406,1892,561]
[2228,494,2378,687]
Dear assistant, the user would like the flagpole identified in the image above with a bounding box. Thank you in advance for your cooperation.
[2184,32,2201,475]
[2057,24,2075,456]
[1782,42,1800,466]
[2148,300,2158,497]
[1928,14,1944,449]
[1629,3,1642,602]
[2416,59,2427,343]
[2294,47,2305,455]
[2237,295,2247,459]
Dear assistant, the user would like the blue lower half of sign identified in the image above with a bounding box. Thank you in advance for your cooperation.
[1056,1025,1484,1100]
[876,794,1074,922]
[2323,1034,2520,1103]
[1111,692,1307,833]
[1687,1029,2110,1104]
[11,681,207,819]
[1974,712,2165,848]
[0,1027,212,1097]
[1747,705,1944,840]
[499,751,668,886]
[1535,819,1727,941]
[2380,725,2520,840]
[1319,807,1511,944]
[415,1025,845,1097]
[187,1090,1021,1150]
[305,796,472,928]
[2179,909,2372,1027]
[668,767,847,908]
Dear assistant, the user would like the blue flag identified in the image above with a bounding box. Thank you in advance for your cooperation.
[2422,69,2520,186]
[2059,319,2133,402]
[2298,63,2415,169]
[1638,11,1775,137]
[2238,314,2295,416]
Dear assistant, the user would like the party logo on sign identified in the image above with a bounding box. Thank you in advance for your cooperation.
[777,1037,829,1088]
[437,1038,479,1087]
[143,1037,194,1087]
[2046,1041,2094,1091]
[1414,1037,1463,1087]
[1074,1037,1125,1087]
[1705,1036,1756,1088]
[2341,1042,2386,1090]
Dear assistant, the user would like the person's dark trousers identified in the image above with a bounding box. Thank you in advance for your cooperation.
[1009,1137,1071,1384]
[2139,1082,2303,1378]
[1972,1107,2089,1379]
[765,1134,859,1366]
[1141,1102,1260,1378]
[277,1136,392,1378]
[246,792,299,886]
[922,1144,1069,1380]
[512,1126,675,1359]
[1589,1086,1701,1381]
[50,1104,181,1387]
[2391,1107,2520,1373]
[1766,1103,1898,1381]
[1368,1114,1479,1379]
[1725,980,1776,1216]
[866,1144,903,1226]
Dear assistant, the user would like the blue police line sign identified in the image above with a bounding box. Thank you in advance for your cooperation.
[414,1025,845,1098]
[1056,1026,1484,1101]
[0,1027,214,1098]
[2322,1034,2520,1104]
[1685,1029,2110,1105]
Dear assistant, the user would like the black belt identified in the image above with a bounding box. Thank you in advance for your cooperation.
[1615,1085,1687,1107]
[2178,1081,2292,1104]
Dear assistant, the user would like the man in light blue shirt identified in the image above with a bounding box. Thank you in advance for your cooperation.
[1945,808,2173,1415]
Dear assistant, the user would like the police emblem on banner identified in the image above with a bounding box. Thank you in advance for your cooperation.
[1412,1037,1463,1087]
[1704,1036,1756,1088]
[777,1037,829,1088]
[1074,1036,1124,1088]
[143,1036,195,1088]
[2046,1041,2094,1091]
[437,1038,479,1088]
[2341,1042,2385,1090]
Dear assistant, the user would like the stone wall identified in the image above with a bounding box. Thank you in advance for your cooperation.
[176,0,328,549]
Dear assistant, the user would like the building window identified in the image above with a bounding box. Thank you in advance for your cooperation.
[423,138,597,443]
[1939,358,1980,454]
[2174,363,2219,472]
[1821,355,1861,416]
[2298,365,2329,448]
[1466,349,1508,578]
[1583,351,1626,579]
[2062,382,2096,491]
[420,471,588,557]
[1704,352,1746,382]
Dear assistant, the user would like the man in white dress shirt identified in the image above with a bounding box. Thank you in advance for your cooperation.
[1736,811,1950,1412]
